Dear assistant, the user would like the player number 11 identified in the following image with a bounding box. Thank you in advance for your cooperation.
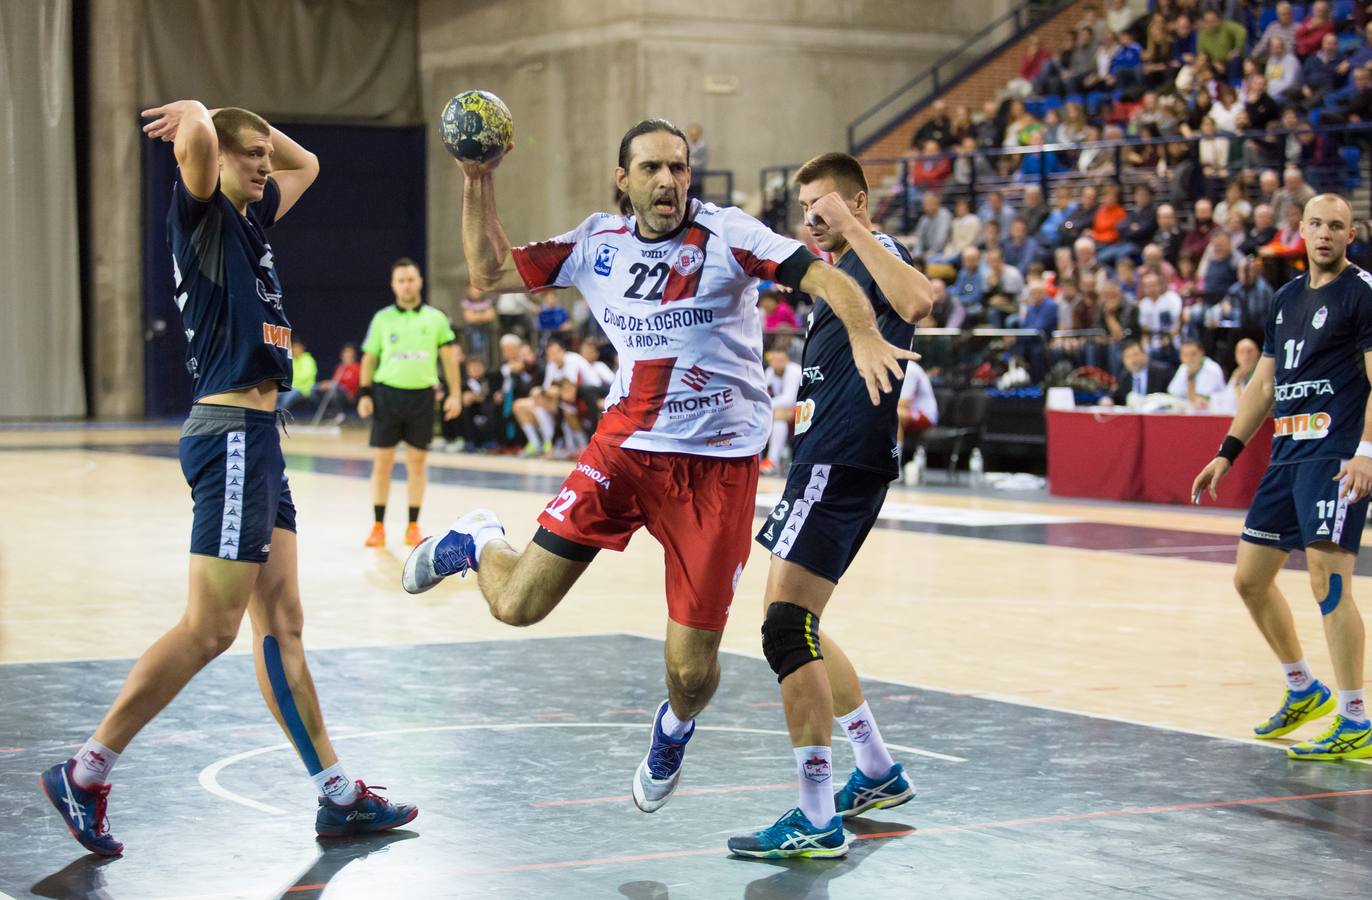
[1282,339,1305,369]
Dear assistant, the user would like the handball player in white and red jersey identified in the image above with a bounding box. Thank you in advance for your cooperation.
[403,118,916,813]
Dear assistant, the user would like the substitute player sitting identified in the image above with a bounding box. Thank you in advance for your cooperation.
[404,120,915,816]
[1192,193,1371,760]
[729,152,932,859]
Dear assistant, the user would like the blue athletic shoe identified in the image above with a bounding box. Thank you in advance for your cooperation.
[1286,715,1372,761]
[834,762,914,818]
[39,760,123,857]
[402,508,503,594]
[1253,680,1336,739]
[631,700,694,813]
[728,808,850,859]
[315,781,418,838]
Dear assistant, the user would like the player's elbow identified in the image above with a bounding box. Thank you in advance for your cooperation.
[470,269,502,293]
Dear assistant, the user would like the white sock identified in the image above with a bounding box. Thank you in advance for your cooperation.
[768,421,788,465]
[795,745,836,826]
[520,422,541,447]
[1338,690,1367,723]
[470,520,507,562]
[836,701,896,779]
[71,739,119,788]
[533,407,555,444]
[312,762,358,804]
[659,702,693,740]
[1281,658,1316,693]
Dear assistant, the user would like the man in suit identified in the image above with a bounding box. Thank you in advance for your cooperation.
[1109,338,1175,406]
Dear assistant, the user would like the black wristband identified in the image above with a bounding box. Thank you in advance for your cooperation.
[1217,435,1244,464]
[357,385,374,401]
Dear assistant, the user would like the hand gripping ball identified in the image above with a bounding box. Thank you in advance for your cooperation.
[439,90,514,163]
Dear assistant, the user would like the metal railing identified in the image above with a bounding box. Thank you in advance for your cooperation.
[847,0,1073,154]
[694,169,734,207]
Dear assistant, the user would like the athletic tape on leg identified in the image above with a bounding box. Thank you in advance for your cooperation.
[262,635,323,774]
[1319,573,1343,616]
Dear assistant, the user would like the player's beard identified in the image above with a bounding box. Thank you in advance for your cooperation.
[633,188,685,236]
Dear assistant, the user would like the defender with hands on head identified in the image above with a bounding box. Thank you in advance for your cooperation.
[40,100,414,857]
[1192,194,1372,760]
[403,120,918,820]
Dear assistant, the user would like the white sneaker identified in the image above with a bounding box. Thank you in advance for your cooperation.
[401,508,504,594]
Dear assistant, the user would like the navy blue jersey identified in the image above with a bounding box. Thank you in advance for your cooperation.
[1262,264,1372,466]
[167,173,291,402]
[791,232,917,478]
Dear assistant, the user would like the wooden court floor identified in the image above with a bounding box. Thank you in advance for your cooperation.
[0,424,1366,746]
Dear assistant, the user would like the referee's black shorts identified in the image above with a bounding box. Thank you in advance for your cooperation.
[370,384,435,450]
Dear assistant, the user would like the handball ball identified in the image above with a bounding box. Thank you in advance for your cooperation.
[440,91,514,163]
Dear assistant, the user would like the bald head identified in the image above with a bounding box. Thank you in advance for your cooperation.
[1303,193,1353,227]
[1301,193,1354,270]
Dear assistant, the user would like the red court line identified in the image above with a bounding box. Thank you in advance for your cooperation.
[532,782,796,808]
[462,788,1372,876]
[283,885,326,894]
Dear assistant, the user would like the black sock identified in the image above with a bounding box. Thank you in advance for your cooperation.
[408,506,420,523]
[374,505,385,524]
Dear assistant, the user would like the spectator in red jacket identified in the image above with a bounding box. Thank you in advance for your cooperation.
[1090,182,1128,246]
[909,139,953,191]
[1293,0,1335,58]
[1180,197,1217,263]
[1020,34,1054,81]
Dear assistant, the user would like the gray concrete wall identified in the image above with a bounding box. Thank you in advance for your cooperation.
[419,0,1002,309]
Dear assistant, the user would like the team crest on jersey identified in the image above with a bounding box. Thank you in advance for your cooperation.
[673,245,704,276]
[1313,306,1328,330]
[594,244,618,277]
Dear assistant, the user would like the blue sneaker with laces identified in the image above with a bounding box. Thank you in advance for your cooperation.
[39,760,123,857]
[834,762,914,818]
[631,700,693,813]
[315,781,418,838]
[402,509,503,594]
[1286,715,1372,761]
[727,807,849,859]
[1253,680,1335,739]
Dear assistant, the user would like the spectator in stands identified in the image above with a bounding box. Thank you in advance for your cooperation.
[1280,107,1319,169]
[930,196,981,267]
[462,284,497,365]
[1168,338,1226,408]
[1105,0,1135,36]
[1243,73,1281,129]
[983,246,1026,327]
[1058,184,1100,249]
[912,190,953,261]
[1142,15,1179,89]
[1019,277,1060,376]
[1272,167,1316,223]
[1241,203,1279,256]
[1018,130,1064,180]
[495,290,536,343]
[1222,208,1250,250]
[925,277,966,329]
[952,135,995,190]
[1210,82,1243,134]
[761,345,801,475]
[535,293,572,349]
[277,338,317,412]
[1003,217,1043,274]
[1214,178,1252,227]
[1107,28,1145,97]
[1020,184,1050,236]
[912,100,954,150]
[1076,125,1111,175]
[973,99,1002,149]
[1159,139,1203,203]
[1037,184,1073,247]
[1198,117,1231,189]
[978,190,1016,235]
[1197,230,1244,307]
[1113,256,1139,297]
[979,219,1003,256]
[1301,32,1351,110]
[1124,123,1164,168]
[1321,63,1372,131]
[1255,2,1298,61]
[910,138,952,204]
[315,342,361,416]
[1265,36,1302,101]
[1171,13,1198,67]
[1180,197,1217,263]
[952,246,987,323]
[1259,200,1307,281]
[1137,271,1184,362]
[1108,339,1175,405]
[1210,337,1261,415]
[1060,101,1089,145]
[1225,257,1276,341]
[1090,182,1127,251]
[1256,168,1281,208]
[1066,26,1100,94]
[1349,21,1372,71]
[1073,235,1103,287]
[1172,255,1200,310]
[759,288,801,332]
[1020,34,1054,85]
[1098,279,1140,349]
[1197,8,1247,81]
[579,337,615,387]
[1140,241,1179,288]
[1293,0,1335,59]
[1151,204,1183,265]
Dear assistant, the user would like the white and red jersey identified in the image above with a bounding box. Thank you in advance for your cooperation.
[512,200,811,456]
[767,361,802,408]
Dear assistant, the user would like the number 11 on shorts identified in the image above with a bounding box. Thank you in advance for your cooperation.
[545,489,577,521]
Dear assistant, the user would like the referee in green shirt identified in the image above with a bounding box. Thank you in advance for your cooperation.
[357,258,462,547]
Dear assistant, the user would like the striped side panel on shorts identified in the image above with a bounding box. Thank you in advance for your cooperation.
[772,464,831,560]
[1332,464,1351,544]
[219,430,247,560]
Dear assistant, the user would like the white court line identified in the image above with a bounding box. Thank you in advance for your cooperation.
[199,722,964,815]
[1123,544,1239,555]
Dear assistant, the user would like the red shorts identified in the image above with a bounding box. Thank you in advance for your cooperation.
[537,436,759,631]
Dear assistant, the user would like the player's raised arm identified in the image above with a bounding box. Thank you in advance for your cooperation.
[459,155,528,294]
[264,122,320,220]
[807,191,933,324]
[1192,354,1276,501]
[799,261,920,405]
[142,100,218,200]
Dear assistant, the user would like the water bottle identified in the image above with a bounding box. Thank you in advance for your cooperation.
[968,448,985,487]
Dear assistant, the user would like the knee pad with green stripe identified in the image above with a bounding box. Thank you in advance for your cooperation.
[761,601,823,683]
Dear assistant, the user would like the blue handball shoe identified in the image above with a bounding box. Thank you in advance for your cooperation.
[315,781,418,838]
[402,509,504,594]
[834,762,915,818]
[1253,681,1335,739]
[631,700,694,813]
[728,807,849,859]
[39,760,123,857]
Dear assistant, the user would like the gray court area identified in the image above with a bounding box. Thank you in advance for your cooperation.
[2,635,1371,899]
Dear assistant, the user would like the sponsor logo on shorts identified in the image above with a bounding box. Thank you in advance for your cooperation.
[576,462,612,490]
[1313,305,1328,330]
[1243,527,1281,541]
[594,244,618,276]
[673,245,704,276]
[845,719,872,744]
[1274,379,1333,401]
[802,755,831,784]
[794,399,816,435]
[1274,412,1331,441]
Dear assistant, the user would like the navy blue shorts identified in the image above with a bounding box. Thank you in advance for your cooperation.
[755,463,889,584]
[1242,458,1368,555]
[179,404,297,563]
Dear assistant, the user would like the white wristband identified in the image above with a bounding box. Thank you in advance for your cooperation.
[1357,441,1372,460]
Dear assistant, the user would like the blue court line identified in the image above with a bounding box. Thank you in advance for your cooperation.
[1,440,1357,575]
